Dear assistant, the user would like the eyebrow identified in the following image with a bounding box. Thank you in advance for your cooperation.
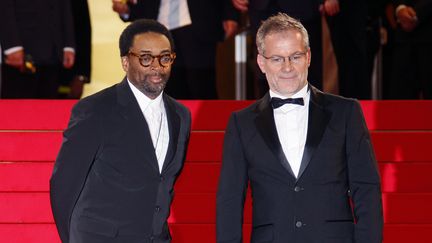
[267,51,306,57]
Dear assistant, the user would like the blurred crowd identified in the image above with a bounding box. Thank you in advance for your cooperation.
[0,0,431,100]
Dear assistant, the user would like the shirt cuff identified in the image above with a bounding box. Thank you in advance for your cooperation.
[64,47,75,53]
[395,4,407,15]
[4,46,24,55]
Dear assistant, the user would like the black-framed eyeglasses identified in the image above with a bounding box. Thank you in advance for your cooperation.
[128,51,176,67]
[260,51,307,66]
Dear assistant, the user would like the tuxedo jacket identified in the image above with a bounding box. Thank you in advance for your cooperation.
[50,79,191,243]
[216,86,383,243]
[0,0,75,65]
[125,0,239,43]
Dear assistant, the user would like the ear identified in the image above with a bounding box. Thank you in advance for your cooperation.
[257,54,266,74]
[306,49,311,67]
[121,56,129,72]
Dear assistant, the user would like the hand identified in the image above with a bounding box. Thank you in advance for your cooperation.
[112,0,130,15]
[68,75,85,99]
[232,0,249,12]
[63,50,75,69]
[320,0,340,16]
[223,20,239,39]
[397,6,418,32]
[5,49,25,70]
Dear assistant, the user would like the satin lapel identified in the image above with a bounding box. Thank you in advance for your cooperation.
[161,94,180,172]
[297,86,331,179]
[255,93,296,178]
[116,79,160,173]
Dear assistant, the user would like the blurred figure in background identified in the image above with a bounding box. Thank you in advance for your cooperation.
[0,0,75,98]
[59,0,92,99]
[323,0,371,99]
[389,0,432,99]
[112,0,240,99]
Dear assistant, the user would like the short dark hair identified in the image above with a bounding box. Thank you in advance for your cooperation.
[119,19,175,57]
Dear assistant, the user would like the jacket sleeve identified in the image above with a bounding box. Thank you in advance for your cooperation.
[345,100,383,243]
[412,0,432,25]
[216,113,248,243]
[223,0,241,22]
[61,0,76,49]
[49,102,102,243]
[0,0,22,50]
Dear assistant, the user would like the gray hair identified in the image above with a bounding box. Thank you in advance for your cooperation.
[256,13,310,54]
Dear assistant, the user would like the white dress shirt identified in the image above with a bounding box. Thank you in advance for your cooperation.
[128,80,170,173]
[270,84,310,178]
[158,0,192,30]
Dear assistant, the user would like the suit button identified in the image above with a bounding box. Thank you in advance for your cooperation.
[294,186,303,192]
[295,221,303,228]
[155,206,161,212]
[160,176,164,181]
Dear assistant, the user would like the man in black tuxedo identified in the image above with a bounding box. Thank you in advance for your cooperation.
[112,0,239,99]
[217,13,383,243]
[50,19,191,243]
[0,0,75,98]
[59,0,92,99]
[232,0,323,98]
[390,0,432,99]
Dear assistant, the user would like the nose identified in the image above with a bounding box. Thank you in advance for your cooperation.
[150,57,162,69]
[281,58,294,72]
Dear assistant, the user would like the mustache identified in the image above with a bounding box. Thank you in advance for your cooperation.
[148,72,167,78]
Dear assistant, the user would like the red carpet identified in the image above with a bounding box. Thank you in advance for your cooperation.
[1,100,432,242]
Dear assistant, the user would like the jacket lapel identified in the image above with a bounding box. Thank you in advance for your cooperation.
[297,85,331,179]
[116,79,160,173]
[255,93,296,178]
[161,94,180,172]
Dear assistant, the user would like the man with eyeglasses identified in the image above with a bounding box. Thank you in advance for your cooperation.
[50,19,191,243]
[217,13,383,243]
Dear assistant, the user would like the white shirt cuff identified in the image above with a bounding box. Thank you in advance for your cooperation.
[4,46,24,55]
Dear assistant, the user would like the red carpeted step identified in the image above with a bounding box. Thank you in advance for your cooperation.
[0,100,76,130]
[1,223,430,243]
[382,193,432,223]
[383,224,432,243]
[2,192,432,225]
[0,132,62,162]
[0,131,225,162]
[0,100,253,131]
[360,101,432,130]
[180,100,252,130]
[2,131,432,162]
[3,100,432,131]
[2,100,432,243]
[4,162,432,194]
[379,162,432,193]
[0,162,53,192]
[0,224,61,243]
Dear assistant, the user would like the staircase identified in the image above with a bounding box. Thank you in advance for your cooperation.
[1,100,432,243]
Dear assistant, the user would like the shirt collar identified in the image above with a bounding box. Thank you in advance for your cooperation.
[269,83,309,100]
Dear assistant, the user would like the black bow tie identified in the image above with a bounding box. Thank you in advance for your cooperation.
[271,97,304,108]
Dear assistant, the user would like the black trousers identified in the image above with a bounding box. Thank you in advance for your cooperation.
[164,25,218,100]
[326,1,370,99]
[1,64,60,99]
[390,41,432,99]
